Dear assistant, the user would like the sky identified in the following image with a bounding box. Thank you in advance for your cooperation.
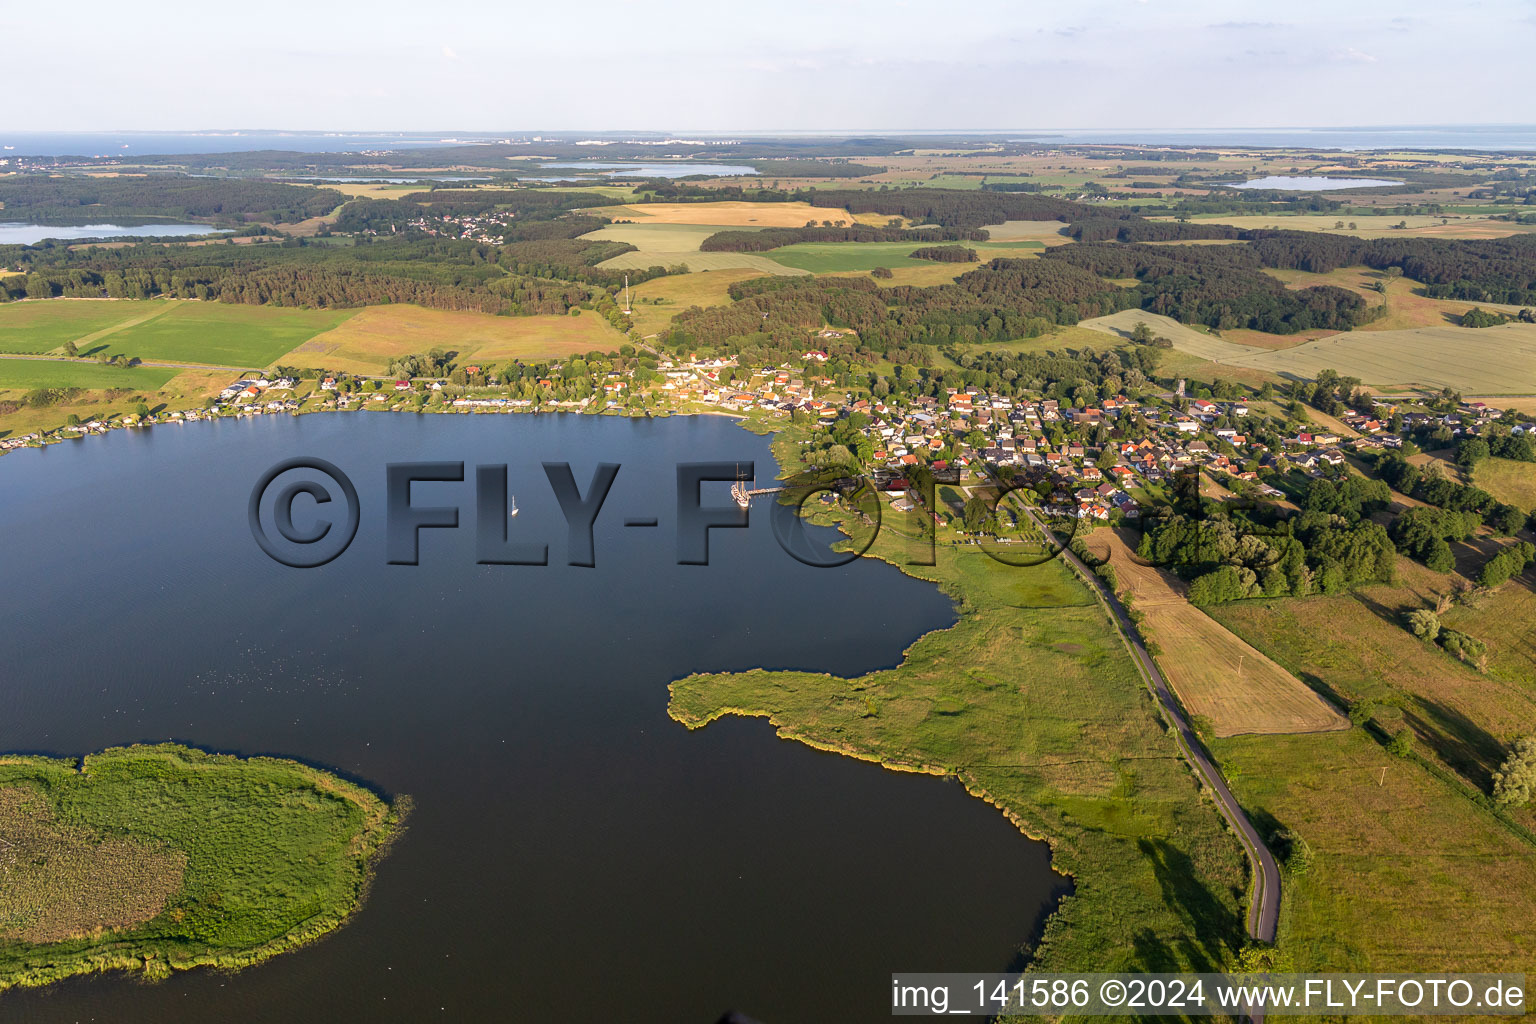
[9,0,1536,132]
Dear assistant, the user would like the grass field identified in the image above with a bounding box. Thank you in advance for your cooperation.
[763,242,942,273]
[1085,528,1346,737]
[281,304,627,374]
[625,269,766,336]
[1211,727,1536,973]
[0,744,401,992]
[0,357,179,390]
[1473,457,1536,512]
[667,426,1249,977]
[1207,559,1536,792]
[89,302,355,367]
[0,300,168,355]
[1079,310,1272,362]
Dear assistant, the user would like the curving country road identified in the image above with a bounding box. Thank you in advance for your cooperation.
[1026,510,1280,946]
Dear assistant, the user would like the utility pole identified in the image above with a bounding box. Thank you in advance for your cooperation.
[623,274,631,315]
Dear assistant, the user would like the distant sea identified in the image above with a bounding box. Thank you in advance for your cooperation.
[0,131,490,158]
[3,125,1536,158]
[1010,125,1536,151]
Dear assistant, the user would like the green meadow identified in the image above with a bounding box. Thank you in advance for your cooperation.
[0,301,157,355]
[90,303,356,367]
[763,242,939,273]
[0,357,179,390]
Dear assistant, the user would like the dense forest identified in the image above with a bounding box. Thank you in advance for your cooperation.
[0,175,344,225]
[666,258,1134,353]
[0,235,640,314]
[1041,240,1381,333]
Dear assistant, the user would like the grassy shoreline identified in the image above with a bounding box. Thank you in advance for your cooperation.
[0,744,405,993]
[669,425,1249,975]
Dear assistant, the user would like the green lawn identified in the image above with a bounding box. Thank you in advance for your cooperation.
[90,303,356,367]
[763,242,940,273]
[0,744,401,992]
[0,301,153,355]
[0,357,179,390]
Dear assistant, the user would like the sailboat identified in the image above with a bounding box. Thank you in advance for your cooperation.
[509,495,519,517]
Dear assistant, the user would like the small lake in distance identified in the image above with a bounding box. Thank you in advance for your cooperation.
[0,412,1065,1024]
[1225,175,1404,191]
[0,222,221,245]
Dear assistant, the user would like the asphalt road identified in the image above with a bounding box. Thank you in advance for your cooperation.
[1027,511,1281,946]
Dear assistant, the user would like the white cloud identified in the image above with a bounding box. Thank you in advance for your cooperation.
[441,44,459,60]
[1333,46,1378,63]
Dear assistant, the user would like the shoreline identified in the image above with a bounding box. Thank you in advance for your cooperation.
[0,744,405,994]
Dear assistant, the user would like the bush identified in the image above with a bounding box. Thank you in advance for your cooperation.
[1388,728,1414,757]
[1492,737,1536,807]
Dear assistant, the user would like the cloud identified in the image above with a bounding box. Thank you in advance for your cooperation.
[441,44,459,60]
[1333,47,1378,63]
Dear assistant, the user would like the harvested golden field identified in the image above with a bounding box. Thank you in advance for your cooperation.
[584,222,808,276]
[280,305,626,374]
[625,269,766,335]
[979,219,1074,245]
[1176,213,1536,240]
[607,201,857,227]
[1078,310,1268,361]
[1085,528,1347,737]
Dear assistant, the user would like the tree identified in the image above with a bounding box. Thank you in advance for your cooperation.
[1406,608,1440,641]
[962,496,990,532]
[1130,321,1155,344]
[1388,728,1414,758]
[1492,737,1536,807]
[62,340,78,358]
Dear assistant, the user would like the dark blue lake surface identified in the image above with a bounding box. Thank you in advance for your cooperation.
[0,412,1064,1023]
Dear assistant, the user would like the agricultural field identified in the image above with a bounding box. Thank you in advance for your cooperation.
[90,302,356,367]
[1211,727,1536,973]
[1216,323,1536,394]
[0,300,169,355]
[1173,212,1536,240]
[280,304,627,375]
[1078,310,1268,362]
[624,269,766,336]
[584,223,807,276]
[0,357,179,391]
[762,241,947,273]
[1472,457,1536,513]
[0,744,401,992]
[600,201,866,228]
[1082,308,1536,394]
[979,220,1075,246]
[1084,528,1346,737]
[1263,268,1523,332]
[1443,573,1536,686]
[1207,559,1536,795]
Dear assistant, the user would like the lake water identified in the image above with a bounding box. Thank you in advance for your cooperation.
[0,412,1065,1023]
[0,222,221,245]
[537,162,760,179]
[1224,175,1404,191]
